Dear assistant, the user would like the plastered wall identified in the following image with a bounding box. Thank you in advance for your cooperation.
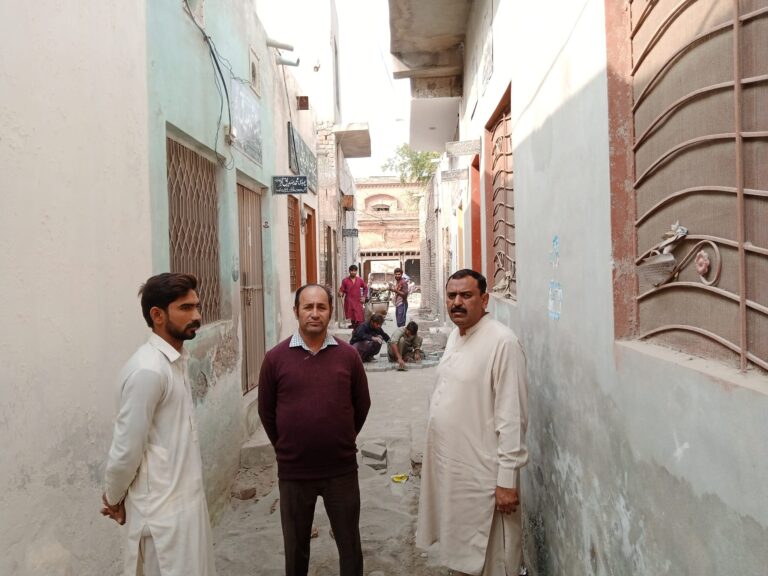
[463,0,768,573]
[0,2,151,574]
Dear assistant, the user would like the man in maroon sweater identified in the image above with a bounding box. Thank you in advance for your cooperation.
[258,284,371,576]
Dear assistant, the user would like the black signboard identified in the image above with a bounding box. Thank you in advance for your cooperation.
[342,228,359,237]
[273,175,308,194]
[287,122,318,192]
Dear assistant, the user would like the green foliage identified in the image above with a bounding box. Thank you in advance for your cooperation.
[381,143,439,184]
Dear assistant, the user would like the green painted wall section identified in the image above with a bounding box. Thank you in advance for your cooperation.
[145,0,285,517]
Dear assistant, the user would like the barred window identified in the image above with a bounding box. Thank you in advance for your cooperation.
[630,0,768,370]
[287,195,302,292]
[166,137,221,323]
[485,93,515,297]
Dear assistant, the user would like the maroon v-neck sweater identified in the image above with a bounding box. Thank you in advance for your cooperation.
[257,337,371,480]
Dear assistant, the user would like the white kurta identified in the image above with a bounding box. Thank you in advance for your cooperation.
[105,334,216,576]
[417,314,528,575]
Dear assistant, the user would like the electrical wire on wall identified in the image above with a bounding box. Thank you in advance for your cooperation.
[182,0,250,170]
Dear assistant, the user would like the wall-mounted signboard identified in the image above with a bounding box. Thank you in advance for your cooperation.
[446,140,481,156]
[232,81,263,165]
[287,122,318,192]
[441,169,468,181]
[273,175,308,194]
[342,228,359,238]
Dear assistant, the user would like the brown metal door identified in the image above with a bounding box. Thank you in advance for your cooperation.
[304,205,317,284]
[237,184,266,394]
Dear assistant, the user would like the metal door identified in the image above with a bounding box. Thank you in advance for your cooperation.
[237,184,266,394]
[304,205,317,283]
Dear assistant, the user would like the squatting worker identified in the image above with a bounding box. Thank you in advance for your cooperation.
[258,284,371,576]
[417,269,529,576]
[338,264,367,330]
[388,320,424,370]
[102,273,217,576]
[349,313,390,362]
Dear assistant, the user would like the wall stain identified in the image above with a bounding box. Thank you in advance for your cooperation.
[187,324,241,403]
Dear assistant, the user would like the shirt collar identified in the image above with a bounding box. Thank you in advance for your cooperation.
[462,313,490,338]
[290,331,338,354]
[148,332,185,363]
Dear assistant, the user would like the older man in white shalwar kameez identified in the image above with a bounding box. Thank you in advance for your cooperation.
[417,269,528,576]
[101,273,217,576]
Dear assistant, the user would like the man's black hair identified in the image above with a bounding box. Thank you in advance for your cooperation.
[446,269,487,294]
[349,264,358,272]
[406,321,419,334]
[294,284,334,309]
[139,273,198,328]
[370,313,385,324]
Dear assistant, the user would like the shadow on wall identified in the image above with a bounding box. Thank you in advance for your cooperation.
[512,36,768,576]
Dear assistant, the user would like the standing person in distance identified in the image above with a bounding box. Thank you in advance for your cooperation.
[389,267,409,328]
[258,284,371,576]
[417,269,529,576]
[101,273,217,576]
[338,264,367,330]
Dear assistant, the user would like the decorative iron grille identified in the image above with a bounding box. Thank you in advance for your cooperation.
[631,0,768,371]
[490,108,516,295]
[166,138,221,323]
[288,195,300,292]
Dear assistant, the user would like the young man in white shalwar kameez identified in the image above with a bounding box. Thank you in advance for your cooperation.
[417,269,529,576]
[101,273,217,576]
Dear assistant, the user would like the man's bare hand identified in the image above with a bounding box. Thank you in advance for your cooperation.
[101,493,126,525]
[495,486,519,514]
[398,358,406,370]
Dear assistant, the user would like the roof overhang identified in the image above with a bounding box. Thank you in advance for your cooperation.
[333,123,371,158]
[388,0,470,91]
[410,97,460,152]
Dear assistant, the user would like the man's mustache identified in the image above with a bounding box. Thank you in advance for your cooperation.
[186,321,202,330]
[450,307,467,314]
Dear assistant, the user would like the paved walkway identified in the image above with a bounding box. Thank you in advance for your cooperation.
[213,364,446,576]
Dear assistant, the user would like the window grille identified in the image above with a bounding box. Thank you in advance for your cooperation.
[288,195,301,292]
[166,138,221,323]
[631,0,768,370]
[489,107,516,295]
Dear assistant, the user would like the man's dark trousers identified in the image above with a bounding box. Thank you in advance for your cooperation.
[279,470,363,576]
[352,339,382,362]
[395,302,408,327]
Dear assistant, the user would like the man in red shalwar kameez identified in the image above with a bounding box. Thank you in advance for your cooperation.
[338,265,367,329]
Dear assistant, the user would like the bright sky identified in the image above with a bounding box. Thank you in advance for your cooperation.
[254,0,411,178]
[336,0,411,178]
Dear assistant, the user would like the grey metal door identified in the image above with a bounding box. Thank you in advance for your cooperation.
[237,184,266,394]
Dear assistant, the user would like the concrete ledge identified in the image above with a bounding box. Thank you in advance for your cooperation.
[240,427,275,468]
[242,387,260,437]
[364,358,440,372]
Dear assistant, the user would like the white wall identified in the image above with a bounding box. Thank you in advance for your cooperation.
[255,0,339,122]
[0,2,151,574]
[469,0,768,573]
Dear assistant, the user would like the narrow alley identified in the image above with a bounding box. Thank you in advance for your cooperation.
[2,0,767,575]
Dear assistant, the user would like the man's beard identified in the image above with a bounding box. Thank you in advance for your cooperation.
[167,320,201,341]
